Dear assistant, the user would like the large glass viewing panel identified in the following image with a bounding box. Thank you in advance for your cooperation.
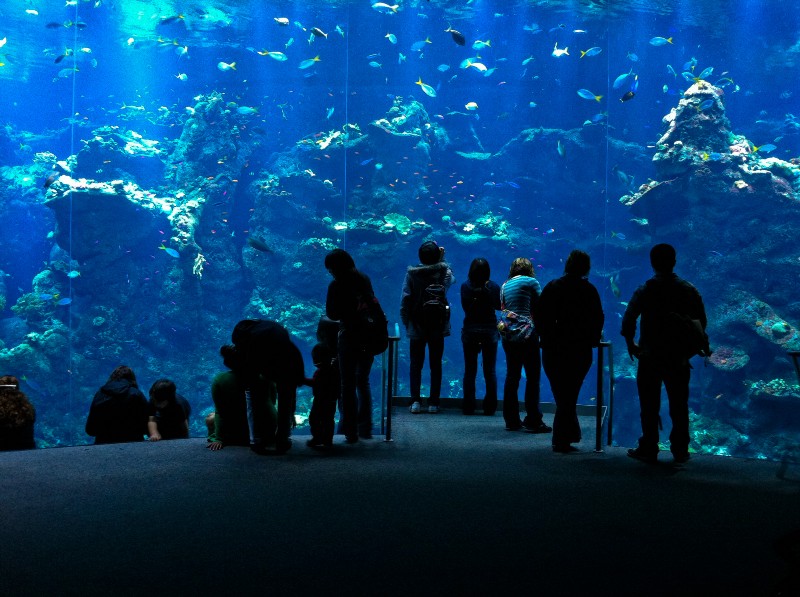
[0,0,798,458]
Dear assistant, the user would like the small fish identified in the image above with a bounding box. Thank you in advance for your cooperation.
[630,218,649,226]
[649,36,673,46]
[385,33,397,44]
[159,14,185,25]
[0,37,6,49]
[217,61,236,71]
[159,244,180,258]
[285,37,294,48]
[67,270,81,278]
[580,47,602,58]
[310,27,327,38]
[175,73,188,81]
[613,70,634,89]
[472,39,491,50]
[752,143,777,153]
[557,140,566,158]
[298,55,320,69]
[415,77,437,97]
[265,50,288,61]
[465,60,488,72]
[627,52,638,62]
[237,106,258,115]
[43,173,58,188]
[411,37,431,52]
[552,42,569,57]
[437,64,450,72]
[698,99,714,111]
[666,64,677,78]
[609,274,620,298]
[56,297,72,306]
[360,158,374,166]
[326,106,334,119]
[465,101,478,110]
[368,61,382,68]
[577,89,603,102]
[398,52,406,64]
[274,17,290,26]
[620,91,635,102]
[697,66,713,80]
[372,3,399,14]
[529,101,537,108]
[522,55,535,65]
[445,26,466,46]
[611,231,627,241]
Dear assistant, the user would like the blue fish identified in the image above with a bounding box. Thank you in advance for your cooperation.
[613,70,634,90]
[360,158,374,166]
[56,297,72,306]
[159,244,180,258]
[699,99,714,111]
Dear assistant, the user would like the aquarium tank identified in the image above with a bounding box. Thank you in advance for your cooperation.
[0,0,798,458]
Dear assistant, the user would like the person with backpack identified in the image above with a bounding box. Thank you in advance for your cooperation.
[325,249,381,442]
[536,250,604,453]
[460,258,501,416]
[400,240,455,414]
[498,257,550,433]
[621,243,709,464]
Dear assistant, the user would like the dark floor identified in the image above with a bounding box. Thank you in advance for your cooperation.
[1,409,799,597]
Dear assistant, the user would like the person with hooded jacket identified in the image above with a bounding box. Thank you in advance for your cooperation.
[86,365,149,444]
[400,240,455,414]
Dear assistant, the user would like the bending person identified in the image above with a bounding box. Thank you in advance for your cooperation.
[231,319,304,454]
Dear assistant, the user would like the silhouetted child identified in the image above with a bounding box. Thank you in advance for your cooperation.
[304,342,340,449]
[147,378,191,441]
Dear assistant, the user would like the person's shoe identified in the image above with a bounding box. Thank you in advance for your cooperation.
[275,438,292,455]
[428,405,440,414]
[409,401,421,414]
[673,452,690,464]
[627,447,658,464]
[306,438,332,450]
[505,421,523,431]
[553,444,579,453]
[524,422,552,434]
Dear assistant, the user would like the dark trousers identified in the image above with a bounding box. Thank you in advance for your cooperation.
[635,356,691,456]
[409,336,445,405]
[309,372,339,445]
[542,346,592,448]
[462,332,498,414]
[501,336,542,426]
[338,331,374,439]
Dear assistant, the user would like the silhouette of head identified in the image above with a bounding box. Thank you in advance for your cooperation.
[149,378,177,405]
[324,249,356,278]
[509,257,534,278]
[565,250,591,277]
[650,243,676,273]
[418,240,441,265]
[108,365,137,387]
[468,258,491,286]
[311,343,334,367]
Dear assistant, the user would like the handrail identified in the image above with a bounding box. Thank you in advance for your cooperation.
[382,336,400,442]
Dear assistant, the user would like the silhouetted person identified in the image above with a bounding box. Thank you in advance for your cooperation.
[460,257,501,416]
[303,343,340,449]
[536,250,604,453]
[400,240,455,414]
[207,345,276,451]
[499,257,550,433]
[325,249,376,442]
[621,243,708,464]
[0,375,35,451]
[231,320,305,454]
[147,378,191,441]
[86,366,148,444]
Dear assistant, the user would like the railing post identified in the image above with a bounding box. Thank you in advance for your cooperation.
[606,342,615,447]
[595,342,606,453]
[384,336,399,442]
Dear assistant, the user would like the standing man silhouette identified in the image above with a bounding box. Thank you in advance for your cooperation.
[621,244,709,464]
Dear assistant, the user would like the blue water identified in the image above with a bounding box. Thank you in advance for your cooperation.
[0,0,799,455]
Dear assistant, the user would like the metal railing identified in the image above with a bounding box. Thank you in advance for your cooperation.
[380,338,615,449]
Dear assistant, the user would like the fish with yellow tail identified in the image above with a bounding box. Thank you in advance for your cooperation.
[372,2,399,13]
[217,61,236,71]
[415,77,437,97]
